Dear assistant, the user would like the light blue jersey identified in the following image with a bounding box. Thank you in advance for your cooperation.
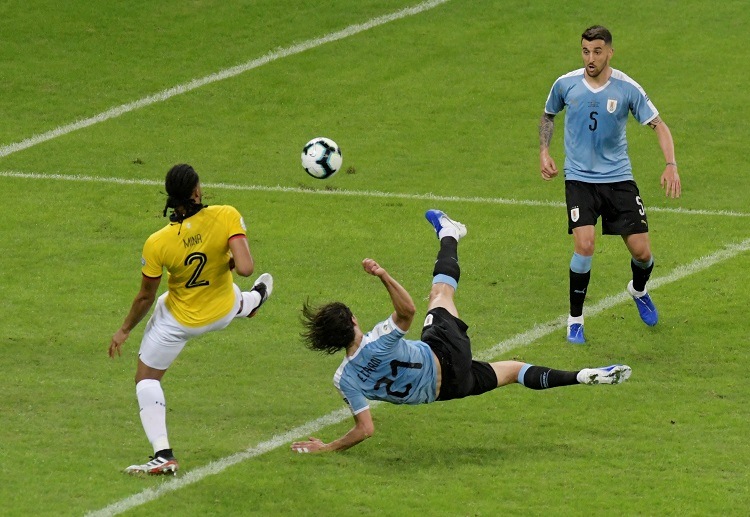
[334,316,438,415]
[544,68,658,183]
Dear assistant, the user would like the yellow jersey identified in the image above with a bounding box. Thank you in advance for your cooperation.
[141,205,247,327]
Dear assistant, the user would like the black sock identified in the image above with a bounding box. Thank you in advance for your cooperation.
[631,258,654,292]
[522,366,578,390]
[433,237,460,283]
[569,269,590,317]
[156,448,174,459]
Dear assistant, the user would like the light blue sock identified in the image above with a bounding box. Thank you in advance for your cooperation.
[631,256,653,269]
[432,274,457,290]
[570,252,593,274]
[517,363,532,385]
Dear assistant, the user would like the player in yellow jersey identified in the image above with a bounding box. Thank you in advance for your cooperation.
[108,164,273,476]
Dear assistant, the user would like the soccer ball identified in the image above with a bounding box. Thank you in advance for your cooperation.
[301,137,342,179]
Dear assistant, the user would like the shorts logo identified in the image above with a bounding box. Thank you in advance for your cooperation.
[570,206,580,223]
[607,99,617,113]
[423,314,434,327]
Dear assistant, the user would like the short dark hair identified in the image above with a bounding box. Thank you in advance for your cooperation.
[163,164,203,222]
[582,25,612,45]
[300,301,355,355]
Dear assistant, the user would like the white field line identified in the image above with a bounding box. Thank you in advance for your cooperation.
[0,0,450,159]
[2,170,749,218]
[85,407,354,517]
[87,237,750,517]
[481,237,750,358]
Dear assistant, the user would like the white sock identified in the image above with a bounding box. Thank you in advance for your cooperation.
[627,281,647,298]
[568,315,584,326]
[236,290,262,318]
[438,227,459,240]
[136,379,170,454]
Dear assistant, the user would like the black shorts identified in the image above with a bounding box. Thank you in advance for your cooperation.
[420,307,497,401]
[565,180,649,236]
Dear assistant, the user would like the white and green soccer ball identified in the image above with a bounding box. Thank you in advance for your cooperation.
[301,137,342,179]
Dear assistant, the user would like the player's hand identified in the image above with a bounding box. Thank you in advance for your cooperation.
[362,258,386,278]
[109,329,129,358]
[660,167,681,198]
[540,152,558,181]
[291,437,326,454]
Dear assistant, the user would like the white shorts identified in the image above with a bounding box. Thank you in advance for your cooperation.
[138,284,242,370]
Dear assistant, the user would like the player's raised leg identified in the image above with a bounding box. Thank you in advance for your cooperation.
[425,210,466,318]
[236,273,274,318]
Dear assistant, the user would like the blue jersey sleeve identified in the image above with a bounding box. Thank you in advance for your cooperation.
[629,85,658,125]
[544,79,565,115]
[336,377,370,415]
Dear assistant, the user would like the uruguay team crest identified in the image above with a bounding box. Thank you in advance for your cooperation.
[607,99,618,113]
[570,206,580,222]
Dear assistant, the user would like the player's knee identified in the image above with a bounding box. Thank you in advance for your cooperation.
[632,249,652,263]
[429,286,453,305]
[576,241,595,256]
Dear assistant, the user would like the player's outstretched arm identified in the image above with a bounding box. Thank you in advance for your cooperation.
[109,275,160,358]
[362,258,415,332]
[539,113,559,180]
[291,409,375,453]
[649,116,681,198]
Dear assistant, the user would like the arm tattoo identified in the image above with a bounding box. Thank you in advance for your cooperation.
[539,113,555,147]
[648,116,662,130]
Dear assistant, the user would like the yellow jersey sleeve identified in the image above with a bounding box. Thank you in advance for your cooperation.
[225,205,247,239]
[141,233,164,278]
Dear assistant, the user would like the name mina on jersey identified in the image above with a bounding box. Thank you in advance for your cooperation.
[141,205,246,327]
[544,68,659,183]
[334,316,438,415]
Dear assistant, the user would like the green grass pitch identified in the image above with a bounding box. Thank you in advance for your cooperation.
[1,1,748,515]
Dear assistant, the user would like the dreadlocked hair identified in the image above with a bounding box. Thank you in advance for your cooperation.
[163,163,204,222]
[300,301,355,355]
